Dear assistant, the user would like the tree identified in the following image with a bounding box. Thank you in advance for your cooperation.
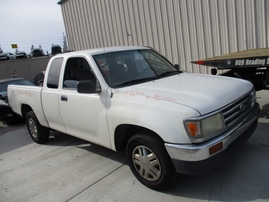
[63,33,68,52]
[31,45,34,52]
[0,45,3,54]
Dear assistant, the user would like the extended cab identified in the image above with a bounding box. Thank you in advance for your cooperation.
[8,46,260,190]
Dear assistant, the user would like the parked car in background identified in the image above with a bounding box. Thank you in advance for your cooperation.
[31,48,45,57]
[0,78,35,125]
[0,52,16,61]
[51,45,62,55]
[16,51,28,59]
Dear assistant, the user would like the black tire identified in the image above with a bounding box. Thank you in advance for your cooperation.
[26,111,49,144]
[5,119,15,125]
[126,133,176,190]
[6,114,24,125]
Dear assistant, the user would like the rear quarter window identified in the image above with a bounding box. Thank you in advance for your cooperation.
[47,58,63,89]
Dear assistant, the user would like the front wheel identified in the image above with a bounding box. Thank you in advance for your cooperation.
[26,111,49,144]
[126,133,176,190]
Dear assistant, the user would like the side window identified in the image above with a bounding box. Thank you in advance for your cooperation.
[63,57,96,90]
[47,57,63,89]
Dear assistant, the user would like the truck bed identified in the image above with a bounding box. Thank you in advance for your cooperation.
[192,48,269,69]
[8,85,49,127]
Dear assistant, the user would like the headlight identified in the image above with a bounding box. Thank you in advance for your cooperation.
[184,113,224,143]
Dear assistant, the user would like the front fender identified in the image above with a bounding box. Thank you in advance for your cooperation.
[107,93,199,149]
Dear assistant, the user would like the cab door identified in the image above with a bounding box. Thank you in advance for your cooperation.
[42,57,66,133]
[58,57,111,149]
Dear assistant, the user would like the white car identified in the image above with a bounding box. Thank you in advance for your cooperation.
[0,52,16,60]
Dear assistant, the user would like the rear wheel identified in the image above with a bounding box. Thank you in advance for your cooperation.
[126,133,176,190]
[26,111,49,144]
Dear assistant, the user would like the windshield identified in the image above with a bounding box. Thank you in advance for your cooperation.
[93,49,180,88]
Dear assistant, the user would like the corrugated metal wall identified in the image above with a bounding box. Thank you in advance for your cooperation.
[60,0,268,74]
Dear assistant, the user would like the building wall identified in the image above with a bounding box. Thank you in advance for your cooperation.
[59,0,268,74]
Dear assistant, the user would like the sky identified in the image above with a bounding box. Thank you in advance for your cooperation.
[0,0,66,54]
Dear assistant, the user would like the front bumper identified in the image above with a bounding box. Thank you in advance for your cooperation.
[165,102,260,175]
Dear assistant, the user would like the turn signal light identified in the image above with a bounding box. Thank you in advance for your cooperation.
[187,123,198,136]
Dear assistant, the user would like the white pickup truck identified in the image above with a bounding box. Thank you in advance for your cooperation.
[8,46,259,190]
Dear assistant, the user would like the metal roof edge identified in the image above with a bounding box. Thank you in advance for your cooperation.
[57,0,68,5]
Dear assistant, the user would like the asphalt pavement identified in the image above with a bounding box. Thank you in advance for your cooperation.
[0,90,268,202]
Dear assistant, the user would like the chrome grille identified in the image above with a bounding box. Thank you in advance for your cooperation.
[222,91,254,127]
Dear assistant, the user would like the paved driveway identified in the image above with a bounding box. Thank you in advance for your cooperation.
[0,91,268,202]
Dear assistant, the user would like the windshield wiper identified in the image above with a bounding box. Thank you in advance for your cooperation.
[113,77,158,88]
[158,71,180,78]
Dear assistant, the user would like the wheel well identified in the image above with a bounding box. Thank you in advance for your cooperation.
[21,104,33,118]
[114,124,163,151]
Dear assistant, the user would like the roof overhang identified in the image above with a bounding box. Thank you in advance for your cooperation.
[58,0,68,5]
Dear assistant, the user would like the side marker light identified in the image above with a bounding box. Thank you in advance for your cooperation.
[209,142,223,155]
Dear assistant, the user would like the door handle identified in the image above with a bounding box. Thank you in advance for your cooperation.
[61,95,68,101]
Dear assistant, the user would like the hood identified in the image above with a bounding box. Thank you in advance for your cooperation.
[115,73,253,115]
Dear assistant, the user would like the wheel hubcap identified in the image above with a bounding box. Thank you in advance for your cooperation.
[132,145,161,181]
[28,118,38,139]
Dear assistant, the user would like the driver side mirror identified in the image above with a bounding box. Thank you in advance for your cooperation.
[174,64,180,70]
[77,80,101,94]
